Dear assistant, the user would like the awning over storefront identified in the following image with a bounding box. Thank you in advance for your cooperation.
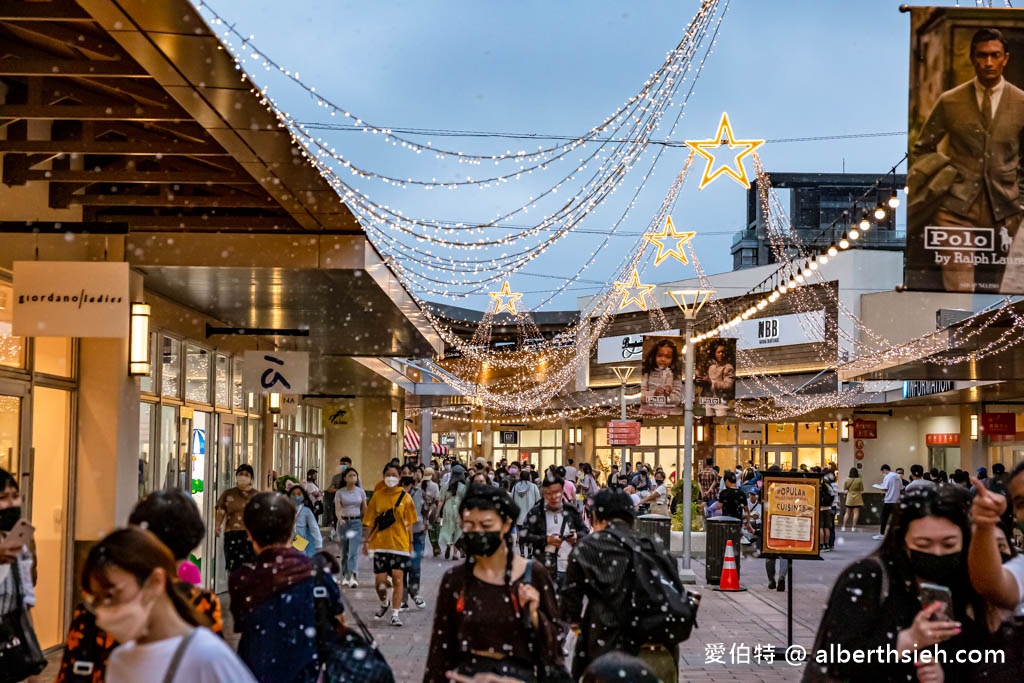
[403,425,449,455]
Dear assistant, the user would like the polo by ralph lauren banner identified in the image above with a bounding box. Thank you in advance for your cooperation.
[12,261,129,337]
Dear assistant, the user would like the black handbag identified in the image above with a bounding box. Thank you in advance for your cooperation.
[0,561,47,683]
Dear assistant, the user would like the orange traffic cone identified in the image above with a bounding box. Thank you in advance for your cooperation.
[715,540,745,592]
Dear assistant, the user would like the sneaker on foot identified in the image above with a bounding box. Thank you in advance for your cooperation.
[390,610,403,627]
[400,601,409,609]
[872,534,885,540]
[413,596,426,609]
[768,579,776,590]
[350,576,359,588]
[374,600,390,619]
[777,579,786,592]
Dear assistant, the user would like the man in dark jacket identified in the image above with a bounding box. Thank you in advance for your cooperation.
[563,489,675,680]
[229,492,343,683]
[522,474,588,586]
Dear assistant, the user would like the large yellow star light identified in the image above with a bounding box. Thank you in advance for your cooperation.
[613,269,656,311]
[685,112,764,190]
[643,215,697,267]
[488,281,523,315]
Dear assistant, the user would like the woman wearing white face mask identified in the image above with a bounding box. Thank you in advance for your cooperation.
[214,464,258,572]
[83,527,254,683]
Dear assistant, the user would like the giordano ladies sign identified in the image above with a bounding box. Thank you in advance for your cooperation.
[12,261,129,337]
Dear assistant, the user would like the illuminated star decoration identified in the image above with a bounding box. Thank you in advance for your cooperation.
[488,281,523,315]
[684,112,764,190]
[613,269,656,311]
[643,215,697,267]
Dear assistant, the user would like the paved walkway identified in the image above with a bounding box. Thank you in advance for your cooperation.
[41,527,883,682]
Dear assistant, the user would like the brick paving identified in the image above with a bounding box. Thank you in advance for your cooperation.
[41,528,883,682]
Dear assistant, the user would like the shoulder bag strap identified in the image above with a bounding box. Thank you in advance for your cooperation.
[161,628,198,683]
[523,558,533,586]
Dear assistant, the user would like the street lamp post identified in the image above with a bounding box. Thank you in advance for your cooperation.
[611,366,635,469]
[667,289,714,580]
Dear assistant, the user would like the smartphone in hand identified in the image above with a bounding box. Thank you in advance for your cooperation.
[919,581,954,621]
[0,519,35,550]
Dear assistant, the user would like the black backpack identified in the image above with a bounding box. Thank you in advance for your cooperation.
[605,528,698,650]
[820,481,835,507]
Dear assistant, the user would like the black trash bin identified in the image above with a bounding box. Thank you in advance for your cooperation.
[705,516,742,585]
[635,514,672,551]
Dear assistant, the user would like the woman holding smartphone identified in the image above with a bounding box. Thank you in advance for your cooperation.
[0,467,43,683]
[805,484,985,683]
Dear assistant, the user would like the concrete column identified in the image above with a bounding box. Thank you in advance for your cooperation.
[420,408,432,467]
[261,407,275,490]
[74,337,141,538]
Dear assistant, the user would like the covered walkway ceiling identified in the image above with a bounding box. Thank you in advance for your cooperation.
[0,0,442,379]
[840,300,1024,401]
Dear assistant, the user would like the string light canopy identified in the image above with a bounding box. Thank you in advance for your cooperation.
[488,282,523,315]
[613,270,657,311]
[643,216,697,266]
[684,111,764,190]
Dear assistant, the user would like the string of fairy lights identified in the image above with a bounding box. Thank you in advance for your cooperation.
[193,1,1024,423]
[197,0,729,300]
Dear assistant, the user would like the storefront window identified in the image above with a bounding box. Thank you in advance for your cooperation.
[0,283,25,369]
[0,395,20,473]
[139,403,154,498]
[30,387,71,649]
[797,422,822,445]
[139,333,155,394]
[715,424,736,445]
[215,354,230,407]
[161,336,181,398]
[640,426,657,446]
[35,337,73,377]
[185,345,211,404]
[797,447,822,470]
[159,405,178,489]
[768,422,795,444]
[233,358,245,410]
[658,426,678,444]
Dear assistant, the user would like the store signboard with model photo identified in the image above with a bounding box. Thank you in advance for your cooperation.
[12,261,129,337]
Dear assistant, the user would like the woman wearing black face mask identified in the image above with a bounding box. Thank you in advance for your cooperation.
[425,484,566,683]
[0,468,44,682]
[805,484,986,683]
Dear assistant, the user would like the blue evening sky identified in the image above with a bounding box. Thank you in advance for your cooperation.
[197,0,957,311]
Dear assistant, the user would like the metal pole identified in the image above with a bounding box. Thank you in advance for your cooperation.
[682,315,695,570]
[620,378,627,468]
[787,561,794,647]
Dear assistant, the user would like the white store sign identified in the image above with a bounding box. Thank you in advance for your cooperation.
[12,261,129,338]
[597,329,678,364]
[243,351,310,395]
[732,310,826,349]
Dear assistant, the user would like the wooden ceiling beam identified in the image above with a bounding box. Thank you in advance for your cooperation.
[0,58,147,77]
[0,104,192,121]
[93,215,301,230]
[72,194,279,208]
[0,139,230,155]
[26,169,258,184]
[0,2,92,22]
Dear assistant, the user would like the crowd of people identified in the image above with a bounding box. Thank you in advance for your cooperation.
[3,452,1024,682]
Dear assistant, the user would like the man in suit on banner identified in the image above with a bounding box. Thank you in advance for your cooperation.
[912,28,1024,292]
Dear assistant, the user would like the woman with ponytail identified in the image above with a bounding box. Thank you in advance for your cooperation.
[81,528,254,683]
[424,484,566,683]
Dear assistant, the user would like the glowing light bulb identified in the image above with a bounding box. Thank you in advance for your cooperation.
[849,228,860,240]
[888,192,900,209]
[873,206,886,221]
[828,244,838,257]
[858,217,870,231]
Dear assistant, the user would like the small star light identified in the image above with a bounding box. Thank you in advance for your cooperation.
[684,112,764,190]
[643,215,697,267]
[488,281,522,315]
[613,269,656,311]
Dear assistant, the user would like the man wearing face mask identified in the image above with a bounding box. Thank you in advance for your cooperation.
[214,464,258,573]
[325,456,352,536]
[523,475,588,587]
[400,466,427,609]
[362,463,418,627]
